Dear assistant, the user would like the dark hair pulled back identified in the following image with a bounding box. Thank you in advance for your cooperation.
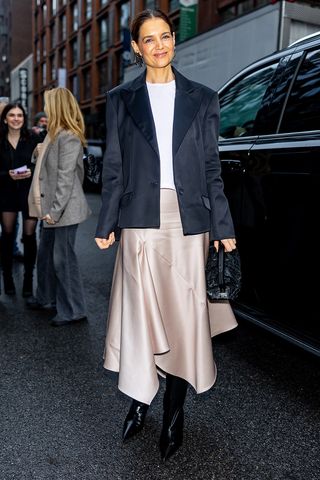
[130,9,174,66]
[0,103,29,143]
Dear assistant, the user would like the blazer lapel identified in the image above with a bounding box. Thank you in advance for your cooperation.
[120,68,204,158]
[121,72,159,157]
[172,67,204,157]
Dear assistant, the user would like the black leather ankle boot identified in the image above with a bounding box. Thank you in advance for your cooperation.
[159,374,188,461]
[122,399,149,442]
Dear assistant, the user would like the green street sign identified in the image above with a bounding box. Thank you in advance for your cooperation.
[179,0,198,42]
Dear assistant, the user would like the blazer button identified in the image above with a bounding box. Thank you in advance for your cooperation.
[150,181,158,186]
[178,187,184,195]
[40,193,44,197]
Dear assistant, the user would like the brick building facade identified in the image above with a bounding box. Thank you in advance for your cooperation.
[0,0,32,98]
[32,0,313,138]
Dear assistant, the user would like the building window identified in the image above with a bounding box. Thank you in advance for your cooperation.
[72,2,79,31]
[52,0,57,15]
[60,14,67,40]
[85,0,92,20]
[101,0,108,6]
[34,11,39,31]
[120,2,130,41]
[50,54,56,80]
[219,0,269,22]
[71,74,79,99]
[42,62,47,85]
[43,4,47,25]
[83,69,91,99]
[144,0,155,8]
[98,60,108,94]
[42,34,46,57]
[59,47,66,68]
[71,39,78,68]
[51,22,56,49]
[36,41,40,63]
[83,30,91,61]
[99,18,108,51]
[169,0,179,12]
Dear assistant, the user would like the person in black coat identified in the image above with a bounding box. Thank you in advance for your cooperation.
[95,9,237,461]
[0,103,40,296]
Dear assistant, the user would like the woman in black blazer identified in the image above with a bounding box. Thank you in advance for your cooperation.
[95,9,237,461]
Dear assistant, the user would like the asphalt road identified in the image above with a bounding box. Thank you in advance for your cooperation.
[0,193,319,480]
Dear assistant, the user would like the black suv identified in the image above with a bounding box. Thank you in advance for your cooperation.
[218,33,319,355]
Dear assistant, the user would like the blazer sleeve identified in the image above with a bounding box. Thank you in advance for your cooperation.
[95,92,123,238]
[203,92,235,240]
[48,133,81,223]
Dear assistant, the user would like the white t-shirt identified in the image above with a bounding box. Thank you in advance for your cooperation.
[146,80,176,190]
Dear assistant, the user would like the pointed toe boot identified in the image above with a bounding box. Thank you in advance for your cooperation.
[159,374,188,461]
[122,400,149,443]
[160,407,184,461]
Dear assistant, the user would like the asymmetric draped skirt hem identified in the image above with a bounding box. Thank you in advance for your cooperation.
[103,189,237,405]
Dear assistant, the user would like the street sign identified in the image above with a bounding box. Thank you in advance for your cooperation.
[19,68,28,113]
[179,0,198,42]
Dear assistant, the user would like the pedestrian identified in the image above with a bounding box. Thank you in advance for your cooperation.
[0,100,24,262]
[31,111,48,140]
[27,87,91,327]
[95,9,238,461]
[0,103,40,296]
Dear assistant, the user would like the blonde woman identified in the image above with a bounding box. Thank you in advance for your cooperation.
[27,87,91,326]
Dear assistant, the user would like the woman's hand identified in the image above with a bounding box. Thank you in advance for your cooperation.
[9,169,32,180]
[35,143,43,157]
[95,232,115,249]
[41,214,56,225]
[214,238,237,252]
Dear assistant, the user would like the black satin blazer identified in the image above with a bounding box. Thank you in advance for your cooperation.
[96,67,235,240]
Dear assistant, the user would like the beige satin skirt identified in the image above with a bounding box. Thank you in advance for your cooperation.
[104,189,237,404]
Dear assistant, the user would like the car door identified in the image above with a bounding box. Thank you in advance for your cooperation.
[218,55,287,298]
[247,47,320,352]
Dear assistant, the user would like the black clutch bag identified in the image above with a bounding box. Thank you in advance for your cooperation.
[83,153,101,185]
[206,243,242,301]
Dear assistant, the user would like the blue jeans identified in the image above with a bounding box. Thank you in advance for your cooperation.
[36,225,86,320]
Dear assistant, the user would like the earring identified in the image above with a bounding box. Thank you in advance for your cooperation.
[134,52,144,68]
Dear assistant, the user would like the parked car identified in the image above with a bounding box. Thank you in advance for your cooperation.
[83,139,105,192]
[218,33,320,355]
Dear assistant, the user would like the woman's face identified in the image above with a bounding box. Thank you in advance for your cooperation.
[5,107,24,132]
[132,18,175,70]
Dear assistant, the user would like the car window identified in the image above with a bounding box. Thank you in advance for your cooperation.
[279,48,320,133]
[219,62,279,139]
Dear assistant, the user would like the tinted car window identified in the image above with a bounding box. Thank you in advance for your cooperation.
[280,48,320,133]
[219,62,278,139]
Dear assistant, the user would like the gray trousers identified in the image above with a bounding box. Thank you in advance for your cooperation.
[36,224,86,320]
